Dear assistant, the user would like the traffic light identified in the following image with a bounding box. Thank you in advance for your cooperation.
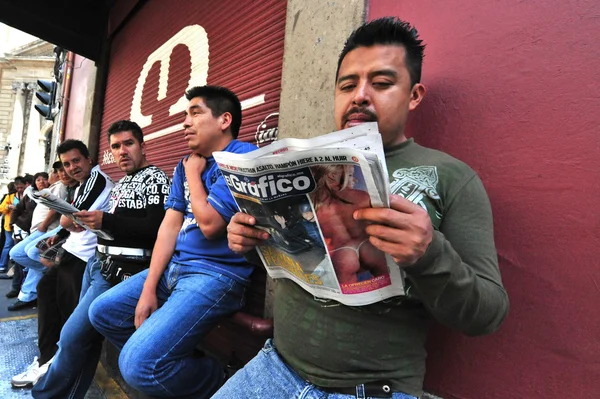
[34,79,57,120]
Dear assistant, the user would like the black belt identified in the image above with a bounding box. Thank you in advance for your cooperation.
[319,381,393,398]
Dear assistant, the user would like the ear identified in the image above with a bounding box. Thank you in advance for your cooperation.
[141,141,146,155]
[408,83,426,111]
[219,112,233,133]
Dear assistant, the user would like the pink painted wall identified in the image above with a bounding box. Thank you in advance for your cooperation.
[369,1,599,398]
[64,54,94,141]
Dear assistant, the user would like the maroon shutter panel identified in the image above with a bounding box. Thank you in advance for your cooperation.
[99,0,286,180]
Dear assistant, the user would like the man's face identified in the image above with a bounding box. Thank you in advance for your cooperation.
[56,167,76,186]
[35,176,49,190]
[334,45,425,149]
[59,148,93,183]
[14,183,25,195]
[109,130,147,174]
[182,97,225,155]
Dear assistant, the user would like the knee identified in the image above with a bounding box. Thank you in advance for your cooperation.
[118,346,156,393]
[88,295,110,334]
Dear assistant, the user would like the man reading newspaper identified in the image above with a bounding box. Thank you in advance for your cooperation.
[32,120,170,398]
[11,140,114,388]
[217,17,509,399]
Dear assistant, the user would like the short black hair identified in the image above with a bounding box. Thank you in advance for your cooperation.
[52,160,63,171]
[7,182,16,194]
[23,174,34,186]
[13,176,25,185]
[337,17,425,88]
[57,139,90,159]
[107,120,144,144]
[34,172,49,181]
[185,86,242,139]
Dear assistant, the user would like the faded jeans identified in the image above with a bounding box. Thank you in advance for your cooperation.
[89,262,246,398]
[212,339,418,399]
[32,255,111,399]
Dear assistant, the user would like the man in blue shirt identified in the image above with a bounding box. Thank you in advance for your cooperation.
[90,86,257,398]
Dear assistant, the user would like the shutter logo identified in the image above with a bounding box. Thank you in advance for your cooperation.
[130,25,210,128]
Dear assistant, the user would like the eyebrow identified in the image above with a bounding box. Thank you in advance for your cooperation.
[337,69,399,85]
[185,104,202,115]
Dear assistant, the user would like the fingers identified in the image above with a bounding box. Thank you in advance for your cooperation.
[227,213,269,254]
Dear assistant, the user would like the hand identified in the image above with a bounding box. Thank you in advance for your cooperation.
[67,221,85,233]
[183,153,207,177]
[37,223,48,233]
[46,235,59,246]
[7,204,14,210]
[134,287,158,329]
[73,210,104,230]
[227,212,270,254]
[353,195,433,268]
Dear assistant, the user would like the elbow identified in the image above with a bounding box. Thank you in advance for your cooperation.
[199,222,225,240]
[463,289,510,337]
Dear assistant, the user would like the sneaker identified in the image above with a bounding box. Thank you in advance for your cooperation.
[5,289,19,298]
[11,356,54,388]
[8,298,37,311]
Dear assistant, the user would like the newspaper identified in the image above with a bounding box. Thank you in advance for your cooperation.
[213,123,404,306]
[25,186,114,241]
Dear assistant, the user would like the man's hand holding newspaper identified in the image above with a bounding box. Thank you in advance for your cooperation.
[216,123,405,306]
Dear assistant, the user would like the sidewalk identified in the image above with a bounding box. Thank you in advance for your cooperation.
[0,276,125,399]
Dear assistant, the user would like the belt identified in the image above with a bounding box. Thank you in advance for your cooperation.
[319,381,393,398]
[97,245,152,258]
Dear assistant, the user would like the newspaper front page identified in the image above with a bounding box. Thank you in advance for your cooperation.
[214,123,404,306]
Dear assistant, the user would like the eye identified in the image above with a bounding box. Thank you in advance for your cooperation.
[339,83,356,91]
[373,81,393,88]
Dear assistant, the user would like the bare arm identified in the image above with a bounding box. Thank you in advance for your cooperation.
[134,208,183,328]
[37,209,59,233]
[184,153,226,239]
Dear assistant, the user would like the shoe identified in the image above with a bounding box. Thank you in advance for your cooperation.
[11,356,53,387]
[6,289,19,298]
[0,274,13,279]
[0,267,7,273]
[8,299,37,311]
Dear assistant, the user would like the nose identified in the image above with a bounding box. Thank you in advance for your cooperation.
[352,81,371,106]
[183,114,192,129]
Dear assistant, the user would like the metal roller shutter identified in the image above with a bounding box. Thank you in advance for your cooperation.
[99,0,286,180]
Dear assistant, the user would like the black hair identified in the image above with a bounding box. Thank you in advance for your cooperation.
[185,86,242,139]
[52,160,63,171]
[107,120,144,144]
[34,172,49,181]
[7,182,16,194]
[56,139,90,158]
[23,174,34,186]
[13,176,25,185]
[336,17,425,88]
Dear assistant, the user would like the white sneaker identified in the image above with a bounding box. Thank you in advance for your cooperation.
[11,356,53,387]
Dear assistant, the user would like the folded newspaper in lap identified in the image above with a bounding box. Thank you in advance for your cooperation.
[25,187,114,241]
[213,123,404,306]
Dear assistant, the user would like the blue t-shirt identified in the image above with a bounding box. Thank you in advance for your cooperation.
[165,140,257,284]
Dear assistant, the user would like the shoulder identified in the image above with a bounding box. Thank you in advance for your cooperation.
[227,140,258,155]
[138,165,170,184]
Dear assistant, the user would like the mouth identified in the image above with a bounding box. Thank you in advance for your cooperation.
[184,131,195,141]
[343,111,377,128]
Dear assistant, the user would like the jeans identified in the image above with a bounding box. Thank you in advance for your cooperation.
[11,227,60,302]
[0,230,14,270]
[212,340,418,399]
[89,262,246,398]
[32,255,111,399]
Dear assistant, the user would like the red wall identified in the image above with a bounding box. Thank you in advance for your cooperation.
[369,1,599,398]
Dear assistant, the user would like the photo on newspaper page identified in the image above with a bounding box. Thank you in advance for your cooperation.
[215,141,405,306]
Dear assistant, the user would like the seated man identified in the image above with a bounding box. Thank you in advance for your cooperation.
[32,120,170,398]
[90,86,257,398]
[11,140,114,388]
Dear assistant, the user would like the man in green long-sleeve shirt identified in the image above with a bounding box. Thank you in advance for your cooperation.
[217,17,509,399]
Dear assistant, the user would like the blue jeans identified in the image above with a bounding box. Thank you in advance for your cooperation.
[89,262,246,398]
[32,255,111,399]
[11,227,61,302]
[212,340,418,399]
[0,230,14,270]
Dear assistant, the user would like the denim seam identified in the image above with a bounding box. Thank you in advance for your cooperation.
[150,277,238,396]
